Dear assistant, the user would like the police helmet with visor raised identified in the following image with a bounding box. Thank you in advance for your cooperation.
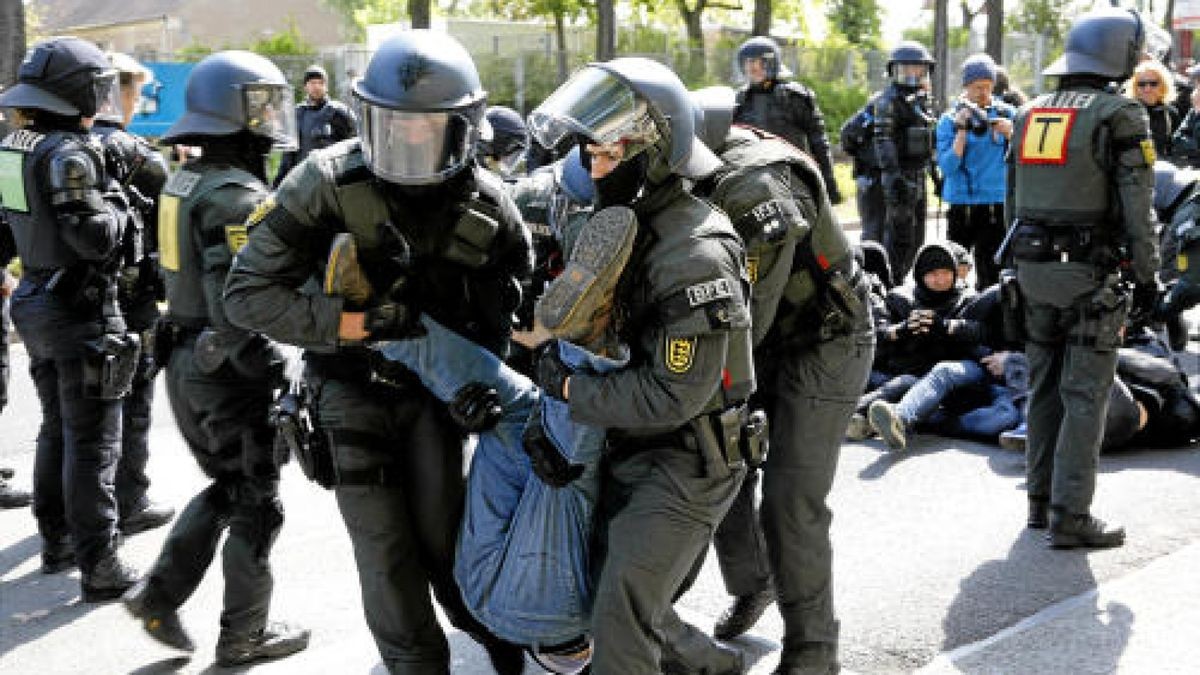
[0,37,118,119]
[735,37,792,83]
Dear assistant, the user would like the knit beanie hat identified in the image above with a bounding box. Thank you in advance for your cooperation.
[961,54,997,86]
[914,243,957,281]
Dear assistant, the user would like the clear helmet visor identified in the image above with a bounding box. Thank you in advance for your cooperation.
[360,102,476,185]
[528,67,657,154]
[894,63,931,88]
[242,83,298,150]
[93,71,123,122]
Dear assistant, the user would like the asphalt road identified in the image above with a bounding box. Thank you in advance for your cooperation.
[2,340,1199,674]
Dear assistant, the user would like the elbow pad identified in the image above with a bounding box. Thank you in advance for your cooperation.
[49,149,106,213]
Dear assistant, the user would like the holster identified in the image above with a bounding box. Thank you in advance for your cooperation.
[271,381,335,489]
[46,264,109,310]
[81,332,142,400]
[687,403,755,478]
[1087,276,1129,352]
[999,269,1026,344]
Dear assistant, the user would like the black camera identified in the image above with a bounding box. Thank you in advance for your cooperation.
[955,100,990,136]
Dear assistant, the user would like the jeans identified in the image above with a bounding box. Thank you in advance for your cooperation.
[929,385,1023,439]
[894,360,988,427]
[375,316,623,647]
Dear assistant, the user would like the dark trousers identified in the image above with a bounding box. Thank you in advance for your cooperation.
[859,173,927,285]
[115,357,154,517]
[946,203,1006,290]
[312,372,516,674]
[145,342,281,634]
[590,445,745,674]
[28,355,122,571]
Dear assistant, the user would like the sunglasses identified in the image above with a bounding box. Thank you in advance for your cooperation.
[1137,80,1161,88]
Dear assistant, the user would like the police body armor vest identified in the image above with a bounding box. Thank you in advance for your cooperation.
[720,128,855,320]
[0,129,104,270]
[297,101,351,156]
[873,87,934,168]
[734,83,812,154]
[1013,89,1125,223]
[159,166,264,324]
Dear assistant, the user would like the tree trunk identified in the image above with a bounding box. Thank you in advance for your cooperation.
[596,0,616,61]
[752,0,772,37]
[554,9,568,84]
[675,1,707,81]
[985,0,1003,63]
[934,0,949,109]
[0,0,25,89]
[409,0,431,29]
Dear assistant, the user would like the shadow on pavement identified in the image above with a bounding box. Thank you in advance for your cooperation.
[0,533,38,577]
[0,567,101,658]
[128,655,193,674]
[940,527,1134,671]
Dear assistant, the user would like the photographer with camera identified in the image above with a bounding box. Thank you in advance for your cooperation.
[936,54,1015,290]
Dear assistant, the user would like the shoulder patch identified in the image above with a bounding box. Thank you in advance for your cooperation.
[746,255,760,284]
[686,278,735,307]
[246,196,276,228]
[163,170,202,198]
[1,129,46,152]
[0,149,28,213]
[665,336,697,374]
[225,224,249,253]
[1140,138,1157,166]
[1018,108,1077,165]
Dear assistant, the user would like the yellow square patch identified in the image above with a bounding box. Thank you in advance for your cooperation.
[746,256,759,285]
[665,336,697,374]
[1018,108,1077,165]
[1178,252,1188,273]
[158,194,181,272]
[225,224,249,253]
[246,197,275,228]
[1140,138,1157,166]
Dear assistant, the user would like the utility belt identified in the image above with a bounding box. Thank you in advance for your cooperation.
[118,257,166,306]
[304,350,420,391]
[26,264,114,311]
[1009,220,1115,266]
[606,403,769,476]
[81,332,141,400]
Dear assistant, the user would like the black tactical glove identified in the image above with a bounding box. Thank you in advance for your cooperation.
[365,302,425,341]
[521,405,585,488]
[449,382,503,432]
[533,342,572,401]
[1131,281,1161,323]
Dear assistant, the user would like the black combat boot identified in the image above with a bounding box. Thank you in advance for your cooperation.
[662,641,745,675]
[775,643,840,675]
[41,536,76,574]
[713,585,776,640]
[1027,497,1049,530]
[215,621,311,667]
[119,501,176,536]
[123,577,196,652]
[1048,508,1125,549]
[81,553,140,602]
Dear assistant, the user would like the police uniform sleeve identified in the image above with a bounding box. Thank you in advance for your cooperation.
[332,102,358,141]
[792,87,842,204]
[224,158,343,349]
[1109,101,1161,284]
[712,163,803,346]
[872,94,902,178]
[48,143,128,262]
[567,230,746,429]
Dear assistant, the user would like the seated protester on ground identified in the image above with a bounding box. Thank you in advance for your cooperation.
[1170,87,1200,167]
[328,207,638,674]
[848,243,982,439]
[865,284,1028,450]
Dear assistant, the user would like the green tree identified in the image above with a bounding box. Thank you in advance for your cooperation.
[1008,0,1077,49]
[250,20,317,55]
[826,0,882,49]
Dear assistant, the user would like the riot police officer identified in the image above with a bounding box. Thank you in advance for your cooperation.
[1151,161,1200,346]
[732,36,842,205]
[120,51,310,665]
[1007,8,1159,548]
[92,51,175,536]
[224,31,530,674]
[0,37,140,598]
[692,86,874,674]
[273,63,356,185]
[479,105,530,179]
[850,42,937,285]
[527,57,755,674]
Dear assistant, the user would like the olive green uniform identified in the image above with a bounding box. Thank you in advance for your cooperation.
[1158,193,1200,315]
[224,141,531,674]
[1008,85,1158,515]
[141,159,285,638]
[570,177,754,675]
[700,127,874,670]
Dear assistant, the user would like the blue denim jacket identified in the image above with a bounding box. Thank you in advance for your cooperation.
[376,320,625,647]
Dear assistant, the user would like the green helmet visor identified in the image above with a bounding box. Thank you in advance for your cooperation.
[529,67,659,158]
[359,102,476,185]
[242,83,298,150]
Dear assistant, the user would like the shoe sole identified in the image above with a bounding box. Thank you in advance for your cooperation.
[998,436,1026,453]
[868,403,907,451]
[83,584,135,603]
[216,637,311,667]
[120,514,175,537]
[125,597,197,652]
[324,232,374,305]
[535,206,637,338]
[1048,533,1125,549]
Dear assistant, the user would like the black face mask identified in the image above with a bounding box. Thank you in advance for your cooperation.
[593,151,648,208]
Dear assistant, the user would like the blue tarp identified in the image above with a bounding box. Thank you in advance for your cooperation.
[127,62,195,139]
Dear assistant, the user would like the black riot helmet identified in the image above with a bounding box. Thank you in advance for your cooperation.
[162,50,298,149]
[529,57,721,180]
[887,41,935,89]
[479,105,529,176]
[1043,8,1147,81]
[689,85,737,152]
[0,37,117,118]
[1153,161,1198,220]
[352,30,487,186]
[735,36,792,84]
